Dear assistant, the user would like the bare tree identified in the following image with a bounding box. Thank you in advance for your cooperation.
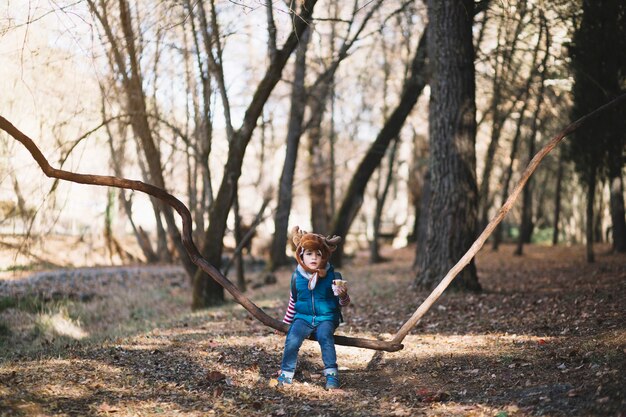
[515,13,549,256]
[268,21,311,271]
[87,0,196,275]
[331,30,428,266]
[269,0,384,268]
[193,0,320,308]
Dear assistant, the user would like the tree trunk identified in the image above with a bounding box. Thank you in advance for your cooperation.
[594,181,604,243]
[194,0,318,309]
[552,149,564,246]
[514,16,548,254]
[331,31,428,266]
[233,184,246,292]
[308,116,331,234]
[414,0,480,292]
[609,174,626,252]
[103,117,159,262]
[478,1,535,229]
[370,139,398,263]
[586,172,596,263]
[269,26,311,271]
[88,0,196,275]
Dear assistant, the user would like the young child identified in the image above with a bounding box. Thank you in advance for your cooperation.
[277,226,351,390]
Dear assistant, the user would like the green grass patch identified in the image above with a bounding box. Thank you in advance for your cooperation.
[532,227,555,244]
[0,295,68,314]
[0,322,11,338]
[2,264,33,272]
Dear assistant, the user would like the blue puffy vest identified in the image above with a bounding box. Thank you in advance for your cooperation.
[291,265,342,326]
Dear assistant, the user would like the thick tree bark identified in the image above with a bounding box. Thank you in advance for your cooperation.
[412,169,431,268]
[414,0,480,291]
[568,0,625,258]
[594,181,605,243]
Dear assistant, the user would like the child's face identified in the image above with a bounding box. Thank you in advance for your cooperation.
[302,249,322,270]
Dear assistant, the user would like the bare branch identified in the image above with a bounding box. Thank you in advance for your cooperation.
[0,115,402,352]
[391,92,626,344]
[266,0,277,61]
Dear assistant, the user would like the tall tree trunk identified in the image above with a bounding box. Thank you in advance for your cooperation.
[103,111,159,262]
[414,0,480,291]
[493,96,532,251]
[594,181,604,243]
[552,149,564,246]
[233,183,246,291]
[269,27,311,271]
[184,0,214,246]
[370,139,398,263]
[478,1,529,229]
[514,15,548,255]
[586,172,596,263]
[609,174,626,252]
[414,170,431,267]
[308,114,331,234]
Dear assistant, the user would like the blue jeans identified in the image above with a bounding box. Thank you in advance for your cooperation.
[281,319,337,375]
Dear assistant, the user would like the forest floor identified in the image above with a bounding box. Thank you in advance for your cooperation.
[0,240,624,416]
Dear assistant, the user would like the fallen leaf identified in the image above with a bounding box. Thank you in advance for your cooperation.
[97,402,120,413]
[567,388,582,397]
[207,371,226,383]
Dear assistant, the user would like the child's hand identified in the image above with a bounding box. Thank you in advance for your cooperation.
[334,285,348,297]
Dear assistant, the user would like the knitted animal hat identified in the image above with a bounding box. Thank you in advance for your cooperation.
[292,226,341,280]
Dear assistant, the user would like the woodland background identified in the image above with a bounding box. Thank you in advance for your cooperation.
[0,0,625,416]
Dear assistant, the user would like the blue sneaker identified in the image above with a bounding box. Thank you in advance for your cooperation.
[277,373,293,386]
[325,372,340,390]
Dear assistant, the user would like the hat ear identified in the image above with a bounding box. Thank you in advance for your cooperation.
[323,235,341,253]
[291,226,303,247]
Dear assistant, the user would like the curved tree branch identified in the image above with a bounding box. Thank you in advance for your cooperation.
[3,94,622,352]
[0,115,402,352]
[391,92,626,344]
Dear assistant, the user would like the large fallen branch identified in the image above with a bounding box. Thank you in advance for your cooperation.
[1,93,624,352]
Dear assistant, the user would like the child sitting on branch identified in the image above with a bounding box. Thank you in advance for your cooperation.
[277,226,350,390]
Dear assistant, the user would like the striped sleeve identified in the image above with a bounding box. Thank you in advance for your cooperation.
[338,292,351,307]
[282,293,296,324]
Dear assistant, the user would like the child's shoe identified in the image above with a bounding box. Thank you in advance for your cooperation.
[277,372,293,386]
[325,372,340,390]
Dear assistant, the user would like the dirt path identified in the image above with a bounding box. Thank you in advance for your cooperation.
[0,244,624,416]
